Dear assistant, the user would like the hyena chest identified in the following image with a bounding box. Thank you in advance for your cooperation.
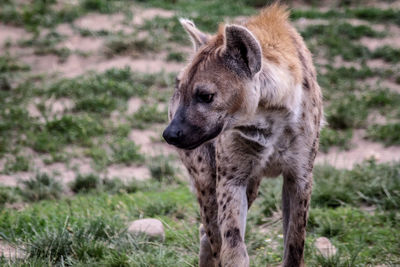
[231,110,298,176]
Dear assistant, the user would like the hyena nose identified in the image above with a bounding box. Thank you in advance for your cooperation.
[162,125,183,145]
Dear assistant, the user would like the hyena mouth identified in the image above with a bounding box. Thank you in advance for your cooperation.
[165,124,223,150]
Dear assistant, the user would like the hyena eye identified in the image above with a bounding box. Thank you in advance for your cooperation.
[196,92,214,104]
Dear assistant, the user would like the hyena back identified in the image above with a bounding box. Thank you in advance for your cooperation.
[163,4,323,267]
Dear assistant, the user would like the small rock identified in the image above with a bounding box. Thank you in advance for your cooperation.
[315,237,337,258]
[128,218,165,241]
[0,241,25,259]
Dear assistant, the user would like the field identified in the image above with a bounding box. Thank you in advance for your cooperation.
[0,0,400,266]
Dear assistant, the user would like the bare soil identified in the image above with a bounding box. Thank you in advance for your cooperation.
[316,130,400,169]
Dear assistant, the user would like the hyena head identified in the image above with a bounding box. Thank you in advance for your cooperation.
[163,19,263,150]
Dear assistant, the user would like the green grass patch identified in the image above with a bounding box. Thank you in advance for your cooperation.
[149,155,177,183]
[0,54,30,73]
[292,7,400,26]
[0,106,35,155]
[69,174,150,195]
[0,186,21,206]
[325,94,368,129]
[139,16,188,45]
[0,54,31,91]
[367,123,400,146]
[2,155,31,174]
[363,88,400,109]
[19,31,70,61]
[0,0,132,31]
[0,185,198,265]
[166,51,186,62]
[372,45,400,63]
[19,173,63,202]
[319,127,353,152]
[130,104,168,129]
[74,94,118,114]
[306,207,399,265]
[137,0,255,32]
[1,160,399,265]
[318,65,396,100]
[110,138,145,165]
[30,114,105,152]
[47,67,148,99]
[104,34,163,57]
[70,173,102,193]
[301,23,379,61]
[312,160,400,210]
[252,161,400,216]
[301,22,385,41]
[85,145,110,169]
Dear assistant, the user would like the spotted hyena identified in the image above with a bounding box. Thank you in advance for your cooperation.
[162,4,323,267]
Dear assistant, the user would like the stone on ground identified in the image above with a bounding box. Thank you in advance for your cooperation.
[0,241,25,259]
[128,218,165,241]
[314,237,337,258]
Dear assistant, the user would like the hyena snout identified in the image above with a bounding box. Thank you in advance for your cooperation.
[163,116,222,150]
[162,119,183,146]
[163,117,205,150]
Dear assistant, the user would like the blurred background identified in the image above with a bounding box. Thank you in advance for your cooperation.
[0,0,399,266]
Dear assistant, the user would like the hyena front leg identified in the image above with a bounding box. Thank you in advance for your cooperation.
[215,134,263,267]
[282,170,312,267]
[179,143,221,267]
[195,177,222,267]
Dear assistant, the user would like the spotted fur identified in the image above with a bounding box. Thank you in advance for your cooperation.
[164,3,323,267]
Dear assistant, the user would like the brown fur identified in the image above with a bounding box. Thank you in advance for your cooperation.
[164,4,323,267]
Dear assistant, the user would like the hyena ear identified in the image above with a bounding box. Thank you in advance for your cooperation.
[223,25,262,78]
[179,18,209,51]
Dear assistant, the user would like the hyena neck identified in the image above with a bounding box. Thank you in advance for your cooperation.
[254,62,303,123]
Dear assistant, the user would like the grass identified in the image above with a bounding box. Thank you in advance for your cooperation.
[111,138,145,165]
[372,45,400,63]
[0,54,31,91]
[0,0,132,31]
[312,160,400,210]
[325,94,368,129]
[30,114,105,152]
[301,22,385,41]
[69,174,148,195]
[19,173,63,201]
[104,34,163,57]
[0,161,399,265]
[0,186,21,206]
[2,155,31,174]
[318,65,396,100]
[291,7,400,26]
[137,0,255,32]
[319,128,353,153]
[166,51,186,62]
[149,155,177,183]
[0,185,198,265]
[301,23,380,61]
[74,94,118,115]
[0,54,30,73]
[367,123,400,146]
[301,22,400,63]
[70,173,102,193]
[46,67,150,100]
[130,104,168,129]
[18,31,71,62]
